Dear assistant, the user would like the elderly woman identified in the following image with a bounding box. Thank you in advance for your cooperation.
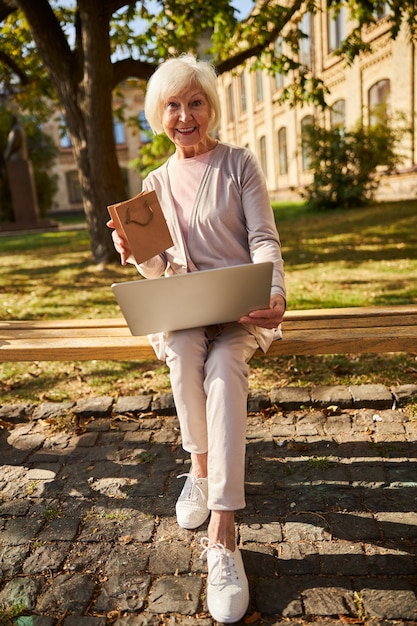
[108,54,286,623]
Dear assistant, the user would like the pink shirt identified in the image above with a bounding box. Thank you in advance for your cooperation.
[168,151,212,240]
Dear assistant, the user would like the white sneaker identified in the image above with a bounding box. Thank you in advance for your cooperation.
[200,537,249,623]
[176,473,209,529]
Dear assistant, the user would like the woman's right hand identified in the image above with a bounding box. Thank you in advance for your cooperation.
[106,219,132,265]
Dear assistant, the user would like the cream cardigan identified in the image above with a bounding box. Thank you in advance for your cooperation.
[135,141,286,355]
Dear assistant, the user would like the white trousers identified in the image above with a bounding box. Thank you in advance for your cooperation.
[164,323,259,511]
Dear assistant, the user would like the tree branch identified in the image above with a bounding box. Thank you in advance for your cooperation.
[112,57,157,87]
[0,48,28,84]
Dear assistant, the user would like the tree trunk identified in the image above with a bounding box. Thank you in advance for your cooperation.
[16,0,126,264]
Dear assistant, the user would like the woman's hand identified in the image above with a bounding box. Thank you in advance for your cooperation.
[106,219,131,265]
[239,294,286,329]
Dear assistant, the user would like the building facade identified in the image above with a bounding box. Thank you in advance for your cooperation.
[43,79,147,214]
[217,2,417,202]
[45,3,417,213]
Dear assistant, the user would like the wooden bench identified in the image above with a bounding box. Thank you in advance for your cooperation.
[1,304,417,362]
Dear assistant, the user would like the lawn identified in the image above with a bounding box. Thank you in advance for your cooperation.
[1,199,416,404]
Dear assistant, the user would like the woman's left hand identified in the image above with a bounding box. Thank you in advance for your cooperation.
[238,294,286,329]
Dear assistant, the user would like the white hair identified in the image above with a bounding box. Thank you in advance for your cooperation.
[144,54,221,134]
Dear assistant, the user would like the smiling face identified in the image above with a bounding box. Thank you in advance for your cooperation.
[161,85,216,158]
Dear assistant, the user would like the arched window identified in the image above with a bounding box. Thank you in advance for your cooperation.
[274,37,284,90]
[299,12,313,69]
[259,135,267,176]
[330,99,346,127]
[255,70,264,102]
[66,170,82,204]
[138,110,152,144]
[368,79,390,124]
[239,73,247,114]
[301,115,314,171]
[327,3,345,53]
[227,83,235,122]
[278,127,288,175]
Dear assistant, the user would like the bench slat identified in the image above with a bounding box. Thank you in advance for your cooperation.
[1,325,416,361]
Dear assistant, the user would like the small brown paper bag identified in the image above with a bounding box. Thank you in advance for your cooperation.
[108,190,173,265]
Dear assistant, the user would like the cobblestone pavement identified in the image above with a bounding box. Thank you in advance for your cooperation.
[0,387,417,626]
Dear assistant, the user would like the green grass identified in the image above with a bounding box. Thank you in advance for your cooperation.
[1,199,417,405]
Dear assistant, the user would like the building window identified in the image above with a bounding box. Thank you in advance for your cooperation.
[299,12,312,69]
[278,127,288,175]
[255,70,264,102]
[113,118,125,144]
[239,73,247,114]
[274,37,284,90]
[330,99,346,127]
[259,135,267,176]
[368,79,390,124]
[373,3,389,19]
[301,115,314,171]
[58,115,72,148]
[227,83,235,122]
[66,170,82,204]
[327,4,345,53]
[138,110,152,144]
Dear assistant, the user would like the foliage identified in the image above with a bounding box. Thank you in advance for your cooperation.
[132,132,175,179]
[0,108,58,221]
[0,0,416,264]
[301,112,407,210]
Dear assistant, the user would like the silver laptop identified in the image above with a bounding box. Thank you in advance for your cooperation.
[112,262,273,336]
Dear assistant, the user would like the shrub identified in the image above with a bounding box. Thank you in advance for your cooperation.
[301,111,407,210]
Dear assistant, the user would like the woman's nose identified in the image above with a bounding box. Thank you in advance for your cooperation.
[178,106,191,121]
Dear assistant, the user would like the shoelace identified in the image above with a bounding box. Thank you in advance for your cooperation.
[177,473,207,503]
[200,537,238,585]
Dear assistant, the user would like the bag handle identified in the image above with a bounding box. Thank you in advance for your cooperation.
[125,201,154,226]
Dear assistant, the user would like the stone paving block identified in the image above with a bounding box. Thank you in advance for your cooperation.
[271,387,311,410]
[391,383,417,405]
[242,543,276,577]
[32,401,75,420]
[65,541,112,574]
[311,385,353,408]
[317,540,368,576]
[240,521,283,544]
[38,510,85,543]
[0,402,32,421]
[1,517,46,546]
[350,385,393,409]
[36,573,97,614]
[375,511,417,540]
[7,433,46,450]
[0,544,31,577]
[74,396,114,417]
[63,618,107,625]
[325,511,381,541]
[255,578,303,616]
[363,543,416,575]
[147,575,202,615]
[358,579,417,620]
[23,543,70,574]
[114,395,153,415]
[151,393,176,415]
[248,389,271,412]
[149,540,192,575]
[301,577,356,617]
[0,576,44,612]
[94,573,151,612]
[15,617,55,626]
[113,616,169,626]
[277,541,320,576]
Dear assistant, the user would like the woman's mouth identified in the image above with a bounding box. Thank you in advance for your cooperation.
[176,127,196,135]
